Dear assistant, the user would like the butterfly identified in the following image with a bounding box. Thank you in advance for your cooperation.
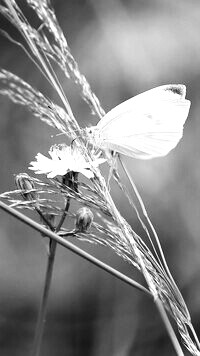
[88,84,191,159]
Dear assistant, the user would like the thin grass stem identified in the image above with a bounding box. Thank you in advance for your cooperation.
[154,297,184,356]
[188,323,200,351]
[119,156,187,297]
[118,157,186,356]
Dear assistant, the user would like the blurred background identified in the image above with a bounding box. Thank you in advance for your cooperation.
[0,0,200,355]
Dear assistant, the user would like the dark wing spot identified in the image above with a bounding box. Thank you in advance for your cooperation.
[165,85,184,96]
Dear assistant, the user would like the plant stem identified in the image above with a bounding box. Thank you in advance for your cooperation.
[188,323,200,351]
[118,157,186,356]
[119,156,173,278]
[119,156,190,312]
[32,198,70,356]
[154,297,184,356]
[56,197,70,232]
[0,200,151,297]
[31,240,57,356]
[36,208,54,230]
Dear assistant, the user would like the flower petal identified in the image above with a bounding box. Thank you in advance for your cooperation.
[29,144,106,180]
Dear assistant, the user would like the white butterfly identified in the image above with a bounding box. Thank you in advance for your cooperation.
[88,84,191,159]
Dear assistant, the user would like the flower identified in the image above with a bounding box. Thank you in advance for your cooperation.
[29,144,105,179]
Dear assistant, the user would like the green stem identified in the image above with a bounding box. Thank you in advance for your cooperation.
[188,323,200,351]
[32,198,70,356]
[119,156,173,278]
[31,240,57,356]
[56,197,70,232]
[119,157,190,315]
[36,208,54,230]
[154,297,184,356]
[118,157,185,356]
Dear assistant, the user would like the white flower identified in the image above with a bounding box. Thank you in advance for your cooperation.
[29,144,105,179]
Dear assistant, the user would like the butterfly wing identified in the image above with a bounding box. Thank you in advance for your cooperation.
[96,84,190,159]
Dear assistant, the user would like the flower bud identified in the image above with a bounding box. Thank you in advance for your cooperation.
[15,173,37,201]
[75,207,93,233]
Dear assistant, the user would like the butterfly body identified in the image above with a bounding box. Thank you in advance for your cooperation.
[88,84,191,159]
